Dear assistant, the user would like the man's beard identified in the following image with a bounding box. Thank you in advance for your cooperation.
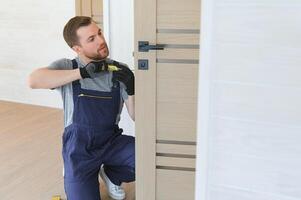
[85,47,109,61]
[86,54,106,61]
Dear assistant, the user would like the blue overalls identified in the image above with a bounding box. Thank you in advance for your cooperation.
[62,59,135,200]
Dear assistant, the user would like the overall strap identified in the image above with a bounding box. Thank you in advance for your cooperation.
[71,59,78,69]
[71,59,80,85]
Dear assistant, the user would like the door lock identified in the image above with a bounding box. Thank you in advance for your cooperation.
[138,59,148,70]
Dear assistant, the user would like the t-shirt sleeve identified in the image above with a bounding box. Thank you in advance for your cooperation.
[47,58,73,91]
[48,58,72,70]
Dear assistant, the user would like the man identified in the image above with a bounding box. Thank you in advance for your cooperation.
[28,16,135,200]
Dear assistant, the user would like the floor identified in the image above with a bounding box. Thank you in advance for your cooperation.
[0,100,135,200]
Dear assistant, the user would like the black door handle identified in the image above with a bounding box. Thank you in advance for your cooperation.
[138,41,165,52]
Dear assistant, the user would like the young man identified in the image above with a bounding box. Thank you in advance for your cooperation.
[28,16,135,200]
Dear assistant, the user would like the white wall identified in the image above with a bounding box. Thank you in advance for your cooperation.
[197,1,301,199]
[106,0,134,67]
[0,0,75,108]
[105,0,135,136]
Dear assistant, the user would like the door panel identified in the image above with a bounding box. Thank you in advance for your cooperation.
[91,0,103,24]
[156,169,195,200]
[157,102,197,142]
[157,157,196,168]
[135,0,157,198]
[156,143,196,155]
[157,49,199,60]
[157,0,200,29]
[135,0,200,198]
[157,63,198,142]
[75,0,103,28]
[157,33,199,45]
[157,63,198,104]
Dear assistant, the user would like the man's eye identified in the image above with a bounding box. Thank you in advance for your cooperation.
[98,32,102,36]
[89,38,94,42]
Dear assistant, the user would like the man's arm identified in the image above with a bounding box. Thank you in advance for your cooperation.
[27,67,81,89]
[28,60,112,89]
[125,95,135,121]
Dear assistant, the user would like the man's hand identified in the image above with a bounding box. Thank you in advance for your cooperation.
[79,61,108,78]
[112,62,135,95]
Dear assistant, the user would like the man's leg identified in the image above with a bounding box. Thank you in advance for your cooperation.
[63,127,102,200]
[102,135,135,185]
[64,175,101,200]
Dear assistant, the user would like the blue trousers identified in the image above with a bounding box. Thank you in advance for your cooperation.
[63,125,135,200]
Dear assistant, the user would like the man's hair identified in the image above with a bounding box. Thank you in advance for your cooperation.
[63,16,94,48]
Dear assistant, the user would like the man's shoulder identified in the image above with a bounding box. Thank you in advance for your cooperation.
[48,58,74,70]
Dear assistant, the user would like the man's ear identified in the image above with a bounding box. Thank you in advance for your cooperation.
[72,45,81,54]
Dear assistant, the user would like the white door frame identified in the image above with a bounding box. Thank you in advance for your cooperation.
[195,0,214,199]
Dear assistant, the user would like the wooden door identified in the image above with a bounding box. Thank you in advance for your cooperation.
[134,0,200,199]
[75,0,103,28]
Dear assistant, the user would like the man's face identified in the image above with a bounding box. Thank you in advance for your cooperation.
[75,22,109,61]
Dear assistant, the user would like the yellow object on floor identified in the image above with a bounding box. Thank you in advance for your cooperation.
[52,195,61,200]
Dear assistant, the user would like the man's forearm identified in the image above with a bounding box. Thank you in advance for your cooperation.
[28,67,81,89]
[125,95,135,121]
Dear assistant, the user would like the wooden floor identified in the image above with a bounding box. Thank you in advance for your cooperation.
[0,100,135,200]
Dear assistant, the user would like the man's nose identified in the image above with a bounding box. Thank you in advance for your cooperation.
[96,35,104,44]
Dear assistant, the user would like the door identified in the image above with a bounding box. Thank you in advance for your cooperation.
[75,0,103,29]
[134,0,200,199]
